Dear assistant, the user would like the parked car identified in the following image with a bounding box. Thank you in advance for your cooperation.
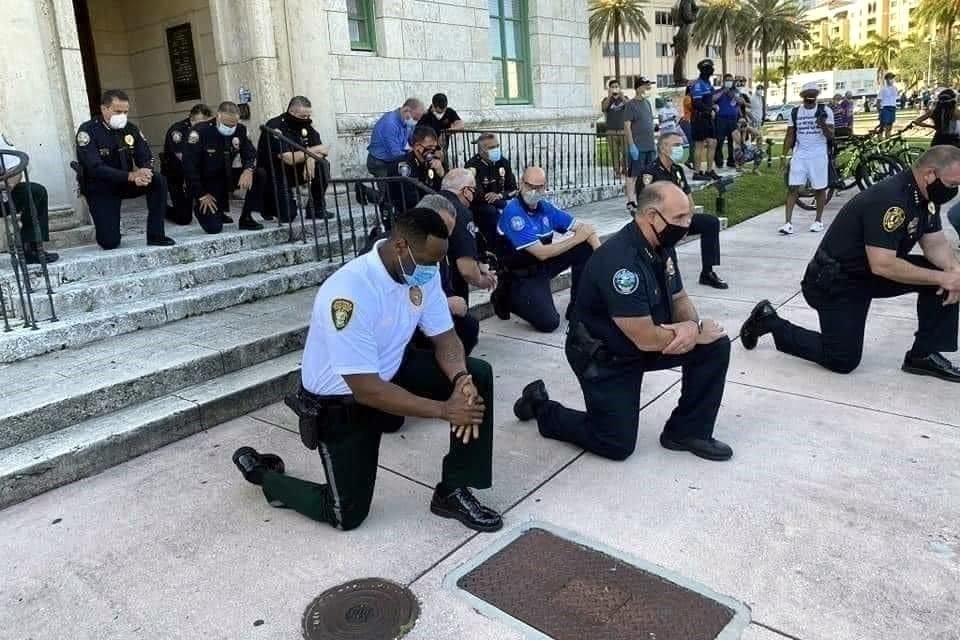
[764,103,798,122]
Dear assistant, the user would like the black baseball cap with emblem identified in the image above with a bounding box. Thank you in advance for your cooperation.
[635,76,654,88]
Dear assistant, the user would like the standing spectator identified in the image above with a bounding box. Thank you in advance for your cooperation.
[749,84,765,127]
[713,73,740,169]
[623,76,656,212]
[367,98,426,177]
[657,94,685,142]
[832,92,854,138]
[418,93,464,150]
[601,80,628,176]
[877,72,899,138]
[679,83,694,162]
[779,83,834,235]
[911,89,960,147]
[691,59,719,181]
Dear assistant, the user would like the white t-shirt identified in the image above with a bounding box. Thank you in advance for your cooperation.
[750,93,764,120]
[657,105,681,136]
[790,105,834,159]
[879,85,899,108]
[301,241,453,395]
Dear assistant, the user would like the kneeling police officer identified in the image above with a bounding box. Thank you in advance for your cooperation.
[465,133,518,242]
[232,208,502,532]
[388,126,445,211]
[513,182,734,461]
[181,101,260,233]
[741,146,960,381]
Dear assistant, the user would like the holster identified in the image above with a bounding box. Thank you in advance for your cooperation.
[283,386,354,450]
[566,322,607,380]
[804,249,859,295]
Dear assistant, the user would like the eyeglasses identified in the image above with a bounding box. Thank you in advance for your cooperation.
[523,181,546,192]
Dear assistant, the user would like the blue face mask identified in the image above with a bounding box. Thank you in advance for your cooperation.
[670,145,687,163]
[217,122,236,137]
[488,147,502,162]
[399,247,438,287]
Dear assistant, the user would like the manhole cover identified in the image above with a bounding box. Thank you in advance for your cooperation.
[301,578,419,640]
[455,527,740,640]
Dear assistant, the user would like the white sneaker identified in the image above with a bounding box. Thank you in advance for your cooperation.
[810,221,824,232]
[778,223,794,235]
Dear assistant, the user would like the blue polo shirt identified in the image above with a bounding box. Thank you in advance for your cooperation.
[715,89,739,119]
[691,78,714,114]
[498,197,576,250]
[368,110,409,162]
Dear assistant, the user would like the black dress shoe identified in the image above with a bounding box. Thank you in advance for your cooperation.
[699,270,729,289]
[232,447,286,485]
[739,299,778,350]
[708,170,722,180]
[430,486,503,532]
[147,236,176,247]
[513,379,549,421]
[25,250,59,265]
[220,213,234,224]
[659,433,733,461]
[238,217,264,231]
[902,352,960,382]
[490,280,511,320]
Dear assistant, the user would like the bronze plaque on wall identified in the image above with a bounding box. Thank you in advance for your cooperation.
[166,23,201,103]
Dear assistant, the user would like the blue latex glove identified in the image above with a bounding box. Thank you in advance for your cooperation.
[628,144,640,161]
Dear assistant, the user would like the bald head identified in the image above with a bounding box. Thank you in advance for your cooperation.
[522,167,546,187]
[635,181,692,247]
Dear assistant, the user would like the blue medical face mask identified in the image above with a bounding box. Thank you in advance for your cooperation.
[488,147,502,162]
[217,122,236,136]
[670,145,687,163]
[398,247,438,287]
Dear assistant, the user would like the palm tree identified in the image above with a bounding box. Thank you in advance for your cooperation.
[589,0,651,82]
[915,0,960,83]
[773,2,812,104]
[861,33,901,83]
[736,0,806,119]
[691,0,741,75]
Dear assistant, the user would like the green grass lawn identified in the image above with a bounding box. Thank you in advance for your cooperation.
[692,166,786,227]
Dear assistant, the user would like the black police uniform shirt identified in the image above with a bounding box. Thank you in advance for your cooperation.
[641,157,690,194]
[75,118,153,193]
[440,190,480,297]
[257,112,322,185]
[418,107,461,135]
[392,151,444,191]
[815,170,942,278]
[181,120,256,199]
[574,221,684,357]
[464,154,518,207]
[162,117,192,175]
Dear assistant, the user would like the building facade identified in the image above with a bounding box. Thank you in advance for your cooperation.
[0,0,593,243]
[765,68,880,103]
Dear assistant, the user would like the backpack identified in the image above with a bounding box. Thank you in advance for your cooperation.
[790,103,827,140]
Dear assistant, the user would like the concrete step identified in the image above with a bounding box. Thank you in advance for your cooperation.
[0,351,302,510]
[0,290,314,449]
[0,259,337,363]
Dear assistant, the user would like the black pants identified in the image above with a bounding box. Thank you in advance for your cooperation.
[472,202,502,248]
[164,173,192,225]
[510,243,593,333]
[3,182,50,244]
[770,256,959,373]
[87,176,167,249]
[243,167,326,222]
[714,117,737,167]
[192,182,232,235]
[260,350,494,530]
[536,336,731,460]
[689,213,720,273]
[412,313,480,356]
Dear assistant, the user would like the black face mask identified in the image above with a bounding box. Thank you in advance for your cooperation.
[803,98,817,107]
[927,177,959,205]
[654,210,689,248]
[285,113,312,127]
[700,67,713,80]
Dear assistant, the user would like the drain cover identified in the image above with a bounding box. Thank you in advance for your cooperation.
[456,527,736,640]
[301,578,419,640]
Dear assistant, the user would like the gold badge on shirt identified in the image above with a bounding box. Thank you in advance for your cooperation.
[499,167,505,177]
[301,128,308,138]
[665,256,676,276]
[409,286,423,307]
[123,134,134,147]
[928,202,937,214]
[428,168,435,180]
[882,206,905,232]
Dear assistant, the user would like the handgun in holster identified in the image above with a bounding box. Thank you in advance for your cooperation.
[283,386,353,450]
[565,322,607,379]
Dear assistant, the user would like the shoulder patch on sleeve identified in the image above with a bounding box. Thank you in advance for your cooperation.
[188,130,200,144]
[612,269,639,295]
[510,215,525,231]
[882,206,905,232]
[330,298,354,330]
[76,131,91,147]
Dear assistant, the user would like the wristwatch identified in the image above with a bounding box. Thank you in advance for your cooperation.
[697,320,703,334]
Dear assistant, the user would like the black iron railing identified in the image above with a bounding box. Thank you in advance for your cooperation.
[259,126,436,263]
[444,129,624,192]
[0,149,57,331]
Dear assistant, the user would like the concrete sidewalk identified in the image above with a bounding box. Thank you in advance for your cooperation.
[2,194,958,640]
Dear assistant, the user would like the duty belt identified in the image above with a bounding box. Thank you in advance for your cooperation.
[284,385,355,450]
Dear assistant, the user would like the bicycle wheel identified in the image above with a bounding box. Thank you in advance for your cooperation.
[832,145,860,191]
[795,187,835,211]
[855,154,903,190]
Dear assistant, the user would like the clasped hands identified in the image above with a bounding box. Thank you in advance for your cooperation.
[662,319,726,355]
[442,375,485,444]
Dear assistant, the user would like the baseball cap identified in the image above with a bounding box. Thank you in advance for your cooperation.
[635,76,653,87]
[801,82,819,94]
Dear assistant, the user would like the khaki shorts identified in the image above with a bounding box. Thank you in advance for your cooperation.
[606,131,625,169]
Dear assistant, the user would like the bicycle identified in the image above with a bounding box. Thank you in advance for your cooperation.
[877,126,926,167]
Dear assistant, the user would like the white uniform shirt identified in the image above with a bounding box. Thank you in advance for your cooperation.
[301,241,453,395]
[879,85,899,108]
[791,105,834,159]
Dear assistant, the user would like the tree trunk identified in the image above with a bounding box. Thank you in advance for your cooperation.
[613,23,621,83]
[721,27,728,76]
[782,42,789,105]
[761,40,768,122]
[946,21,954,85]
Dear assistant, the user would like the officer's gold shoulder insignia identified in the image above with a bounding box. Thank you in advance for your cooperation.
[882,206,905,232]
[928,202,936,214]
[123,134,134,147]
[76,131,91,147]
[665,256,676,276]
[409,286,423,307]
[642,174,653,185]
[499,167,505,177]
[330,298,354,331]
[188,130,200,144]
[171,131,182,144]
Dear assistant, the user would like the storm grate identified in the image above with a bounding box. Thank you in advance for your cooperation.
[301,577,419,640]
[449,524,750,640]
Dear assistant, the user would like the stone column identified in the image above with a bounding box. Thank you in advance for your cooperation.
[0,0,93,242]
[209,0,284,136]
